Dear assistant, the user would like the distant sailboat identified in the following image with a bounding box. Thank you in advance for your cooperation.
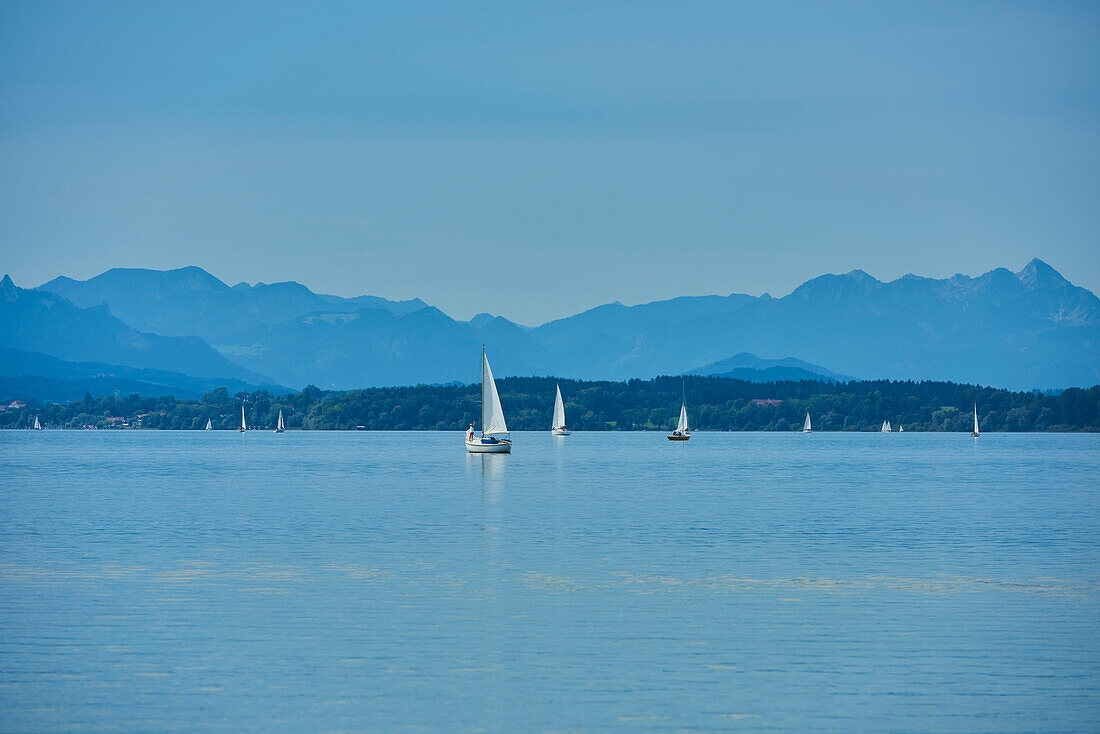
[32,416,42,430]
[899,425,904,432]
[802,412,812,434]
[971,404,980,438]
[274,410,285,433]
[668,382,691,441]
[881,420,892,433]
[466,348,511,453]
[238,406,247,433]
[205,418,213,431]
[551,385,570,436]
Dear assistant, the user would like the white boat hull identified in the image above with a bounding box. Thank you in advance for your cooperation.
[552,428,570,436]
[466,438,511,453]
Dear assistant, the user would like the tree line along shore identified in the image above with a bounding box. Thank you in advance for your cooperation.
[3,376,1098,432]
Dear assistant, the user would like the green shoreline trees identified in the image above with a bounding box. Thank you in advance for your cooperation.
[2,377,1097,432]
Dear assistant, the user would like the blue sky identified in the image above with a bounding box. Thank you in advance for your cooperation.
[1,1,1097,324]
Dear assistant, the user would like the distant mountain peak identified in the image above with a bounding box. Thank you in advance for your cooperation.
[1,274,16,302]
[689,352,854,383]
[845,269,877,282]
[1017,258,1069,289]
[469,312,496,328]
[790,269,881,299]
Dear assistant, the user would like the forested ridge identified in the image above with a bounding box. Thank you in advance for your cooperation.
[3,376,1098,432]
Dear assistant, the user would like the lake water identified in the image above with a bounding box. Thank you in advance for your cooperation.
[0,431,1097,732]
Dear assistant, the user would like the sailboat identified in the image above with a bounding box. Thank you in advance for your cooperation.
[899,425,904,432]
[32,416,42,430]
[881,420,892,433]
[971,404,980,438]
[238,405,247,433]
[205,418,213,431]
[274,410,285,433]
[551,385,570,436]
[668,382,691,441]
[802,412,812,434]
[466,348,511,453]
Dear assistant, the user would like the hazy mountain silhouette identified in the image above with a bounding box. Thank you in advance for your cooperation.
[219,306,551,389]
[0,346,280,401]
[1,275,272,383]
[21,259,1100,392]
[690,353,854,383]
[621,259,1097,390]
[40,266,427,343]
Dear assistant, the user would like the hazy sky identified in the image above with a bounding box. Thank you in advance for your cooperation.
[1,1,1098,324]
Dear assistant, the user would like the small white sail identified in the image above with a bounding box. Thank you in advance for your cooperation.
[972,404,980,436]
[205,418,212,430]
[276,410,285,432]
[677,402,689,433]
[33,416,42,430]
[551,384,566,431]
[240,405,247,431]
[899,425,904,432]
[881,420,891,433]
[481,351,508,435]
[802,412,812,433]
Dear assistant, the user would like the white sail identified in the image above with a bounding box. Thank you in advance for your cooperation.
[552,385,566,430]
[33,416,41,430]
[677,402,689,433]
[277,410,285,431]
[973,405,980,435]
[481,351,508,435]
[241,406,247,431]
[881,420,891,432]
[803,412,811,432]
[899,425,904,432]
[205,419,212,430]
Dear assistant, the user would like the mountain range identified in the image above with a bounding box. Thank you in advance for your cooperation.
[41,266,428,343]
[2,259,1096,399]
[0,275,273,385]
[0,346,273,402]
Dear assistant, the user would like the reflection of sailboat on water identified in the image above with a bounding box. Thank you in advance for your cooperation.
[551,384,570,436]
[802,412,812,433]
[238,406,247,433]
[466,348,511,453]
[274,410,285,433]
[205,418,212,431]
[971,404,980,438]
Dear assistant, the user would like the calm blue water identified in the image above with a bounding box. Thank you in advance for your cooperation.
[0,431,1097,732]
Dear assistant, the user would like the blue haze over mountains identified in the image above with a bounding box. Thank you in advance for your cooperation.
[1,259,1096,397]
